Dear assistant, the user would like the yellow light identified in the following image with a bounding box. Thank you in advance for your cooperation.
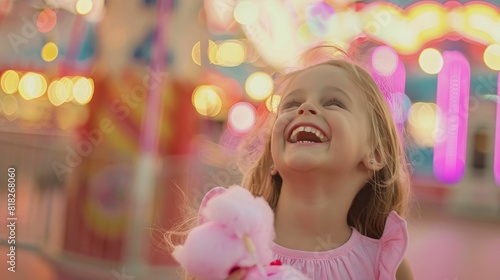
[192,40,219,66]
[76,0,93,15]
[1,70,19,94]
[217,41,246,67]
[208,42,219,65]
[493,27,500,43]
[234,1,259,25]
[58,77,74,102]
[409,4,448,38]
[48,80,64,106]
[419,48,444,74]
[192,41,201,66]
[192,85,222,117]
[245,72,274,101]
[448,10,465,31]
[371,46,399,76]
[41,42,59,62]
[484,44,500,71]
[265,94,281,113]
[408,102,440,147]
[18,72,47,100]
[2,95,18,116]
[73,77,94,105]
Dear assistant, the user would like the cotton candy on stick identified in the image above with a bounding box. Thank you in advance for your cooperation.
[172,185,310,280]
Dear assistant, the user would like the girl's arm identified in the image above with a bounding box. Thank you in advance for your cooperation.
[396,256,414,280]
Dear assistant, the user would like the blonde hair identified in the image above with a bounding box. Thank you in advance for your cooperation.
[239,49,411,239]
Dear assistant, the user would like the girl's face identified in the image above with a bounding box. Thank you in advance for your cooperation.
[271,65,373,175]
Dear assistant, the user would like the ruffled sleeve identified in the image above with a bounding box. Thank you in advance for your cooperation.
[198,186,226,225]
[375,211,409,280]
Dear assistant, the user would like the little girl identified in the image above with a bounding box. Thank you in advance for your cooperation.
[171,48,414,280]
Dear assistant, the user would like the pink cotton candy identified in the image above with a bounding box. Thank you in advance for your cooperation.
[172,185,310,280]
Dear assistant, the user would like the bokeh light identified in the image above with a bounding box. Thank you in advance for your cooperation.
[73,77,94,105]
[18,72,47,100]
[76,0,93,15]
[228,102,256,135]
[37,9,57,33]
[265,94,281,113]
[41,42,59,62]
[240,39,259,64]
[2,95,18,116]
[245,72,274,101]
[58,77,74,102]
[419,48,444,74]
[234,1,259,25]
[192,85,222,117]
[484,44,500,71]
[48,80,64,106]
[1,70,19,94]
[192,40,218,66]
[217,41,246,67]
[388,92,412,124]
[408,102,441,147]
[305,2,335,37]
[372,46,399,76]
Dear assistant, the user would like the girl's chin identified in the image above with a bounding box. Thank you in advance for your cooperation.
[282,159,325,172]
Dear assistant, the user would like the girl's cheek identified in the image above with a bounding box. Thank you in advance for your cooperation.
[272,112,294,138]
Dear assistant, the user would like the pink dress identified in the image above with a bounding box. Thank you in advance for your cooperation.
[200,187,408,280]
[270,211,408,279]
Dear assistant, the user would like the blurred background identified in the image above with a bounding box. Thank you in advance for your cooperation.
[0,0,499,279]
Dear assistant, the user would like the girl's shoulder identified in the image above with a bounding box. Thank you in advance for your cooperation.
[357,211,408,279]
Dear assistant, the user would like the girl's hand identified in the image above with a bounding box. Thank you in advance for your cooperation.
[225,268,247,280]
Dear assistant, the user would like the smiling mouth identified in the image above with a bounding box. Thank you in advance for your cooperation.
[288,126,328,143]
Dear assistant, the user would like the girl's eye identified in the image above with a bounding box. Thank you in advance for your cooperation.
[324,98,344,108]
[282,100,301,109]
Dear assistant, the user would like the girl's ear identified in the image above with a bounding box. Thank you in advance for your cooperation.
[363,150,384,171]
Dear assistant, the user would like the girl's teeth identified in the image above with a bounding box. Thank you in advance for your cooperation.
[314,131,326,142]
[289,126,328,143]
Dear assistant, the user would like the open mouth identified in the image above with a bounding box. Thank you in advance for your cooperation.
[288,125,328,144]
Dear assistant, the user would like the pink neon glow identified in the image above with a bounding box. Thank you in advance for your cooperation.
[391,61,406,135]
[433,51,470,184]
[370,47,406,136]
[495,73,500,187]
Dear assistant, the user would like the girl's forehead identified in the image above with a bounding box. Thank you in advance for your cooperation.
[282,65,363,98]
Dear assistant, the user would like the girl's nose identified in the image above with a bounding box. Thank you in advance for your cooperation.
[298,102,317,115]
